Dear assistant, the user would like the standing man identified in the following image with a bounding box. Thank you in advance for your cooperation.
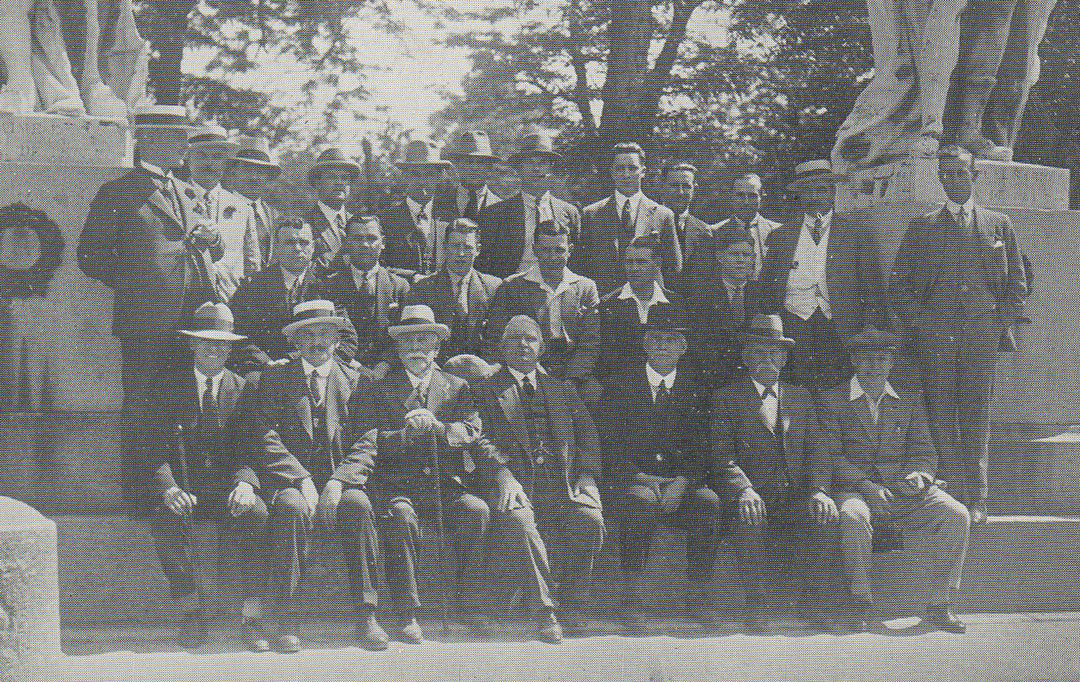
[576,142,682,294]
[817,325,970,633]
[475,315,605,642]
[404,219,502,361]
[710,314,839,631]
[475,131,582,279]
[603,303,719,630]
[713,173,782,278]
[437,130,502,223]
[222,135,282,267]
[380,140,453,276]
[890,145,1027,523]
[659,162,713,292]
[78,103,222,509]
[306,147,362,269]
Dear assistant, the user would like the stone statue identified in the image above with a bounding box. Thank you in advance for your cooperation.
[832,0,1058,172]
[0,0,147,117]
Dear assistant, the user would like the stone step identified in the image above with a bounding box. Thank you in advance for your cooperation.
[54,513,1080,626]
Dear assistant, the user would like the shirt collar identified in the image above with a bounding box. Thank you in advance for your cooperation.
[522,264,582,292]
[351,262,380,280]
[614,190,644,213]
[849,375,899,402]
[618,281,668,306]
[406,368,432,389]
[302,357,335,378]
[193,366,224,390]
[318,201,347,225]
[946,196,976,217]
[138,160,169,179]
[507,365,538,387]
[406,196,432,219]
[802,209,833,231]
[750,376,779,399]
[280,264,303,290]
[646,363,677,390]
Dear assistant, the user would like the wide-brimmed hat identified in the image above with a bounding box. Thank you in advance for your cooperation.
[712,223,755,251]
[229,135,281,176]
[786,159,845,191]
[187,124,239,152]
[845,324,903,353]
[132,104,191,130]
[508,131,561,163]
[739,314,796,348]
[179,302,246,342]
[387,304,451,341]
[641,302,689,335]
[442,130,499,163]
[307,147,362,185]
[282,300,349,337]
[397,140,453,170]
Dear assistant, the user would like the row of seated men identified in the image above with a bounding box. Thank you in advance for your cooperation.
[143,294,970,654]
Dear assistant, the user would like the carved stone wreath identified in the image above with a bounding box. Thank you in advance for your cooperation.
[0,203,65,298]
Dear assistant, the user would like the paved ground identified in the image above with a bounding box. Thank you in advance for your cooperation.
[59,613,1080,682]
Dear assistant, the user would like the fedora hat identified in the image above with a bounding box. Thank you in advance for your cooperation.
[641,302,689,334]
[179,302,246,342]
[739,314,796,348]
[387,304,451,341]
[187,124,239,151]
[786,159,845,191]
[397,140,453,170]
[307,147,362,185]
[132,104,191,130]
[845,324,903,352]
[229,135,281,176]
[442,130,499,163]
[508,131,561,163]
[282,300,349,337]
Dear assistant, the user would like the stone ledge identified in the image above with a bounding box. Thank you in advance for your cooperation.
[0,114,131,168]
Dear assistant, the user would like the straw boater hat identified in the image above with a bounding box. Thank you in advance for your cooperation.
[508,131,562,164]
[441,130,500,163]
[186,124,240,152]
[282,300,348,337]
[739,313,796,348]
[132,104,191,130]
[387,304,451,341]
[397,140,453,170]
[179,302,246,342]
[230,135,281,176]
[785,159,845,192]
[845,324,904,353]
[307,147,362,186]
[641,301,689,335]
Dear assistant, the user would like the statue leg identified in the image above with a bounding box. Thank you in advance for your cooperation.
[0,0,39,114]
[79,0,127,118]
[908,0,969,144]
[28,0,84,116]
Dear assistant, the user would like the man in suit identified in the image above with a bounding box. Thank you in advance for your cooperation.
[379,140,453,276]
[222,135,281,267]
[306,147,362,268]
[437,130,502,223]
[344,305,493,644]
[817,325,970,633]
[710,314,839,631]
[228,301,368,653]
[475,315,605,642]
[475,131,582,279]
[713,173,782,278]
[660,161,713,293]
[78,104,222,509]
[603,303,718,630]
[576,142,682,293]
[482,222,602,411]
[595,234,685,380]
[890,145,1028,523]
[404,219,502,361]
[758,159,884,392]
[141,303,247,649]
[183,125,260,301]
[318,215,410,380]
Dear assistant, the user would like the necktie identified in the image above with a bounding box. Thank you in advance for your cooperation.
[464,188,480,220]
[335,212,346,235]
[759,386,777,431]
[288,275,301,307]
[520,376,535,402]
[958,207,970,234]
[309,372,323,407]
[202,379,218,421]
[654,382,670,406]
[620,200,635,246]
[454,277,468,317]
[731,284,745,320]
[812,215,823,243]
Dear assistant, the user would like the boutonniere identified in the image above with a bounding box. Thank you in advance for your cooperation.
[781,416,791,433]
[223,206,236,219]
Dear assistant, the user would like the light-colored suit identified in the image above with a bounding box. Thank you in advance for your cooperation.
[206,184,261,301]
[576,195,683,293]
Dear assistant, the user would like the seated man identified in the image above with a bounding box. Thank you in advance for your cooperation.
[816,325,970,633]
[228,301,367,653]
[602,303,718,631]
[710,314,839,632]
[345,304,492,645]
[141,302,248,649]
[474,315,605,643]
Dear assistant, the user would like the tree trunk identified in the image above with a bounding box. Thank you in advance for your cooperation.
[135,0,194,105]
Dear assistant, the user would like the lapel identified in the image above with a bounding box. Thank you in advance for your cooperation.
[386,367,419,410]
[825,215,840,301]
[218,371,242,425]
[769,224,802,294]
[874,391,904,448]
[600,196,620,245]
[636,197,656,236]
[146,187,185,232]
[426,369,449,412]
[289,361,314,440]
[522,192,537,244]
[775,383,799,473]
[535,373,569,468]
[431,270,456,318]
[849,389,877,438]
[495,370,534,450]
[325,363,352,445]
[465,270,484,328]
[374,266,391,320]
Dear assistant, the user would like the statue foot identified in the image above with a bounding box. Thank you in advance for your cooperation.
[45,96,86,118]
[0,84,37,115]
[83,81,129,120]
[958,131,1013,163]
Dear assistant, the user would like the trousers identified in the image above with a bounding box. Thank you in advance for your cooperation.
[618,483,721,583]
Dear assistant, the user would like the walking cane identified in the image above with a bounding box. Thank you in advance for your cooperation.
[426,428,451,638]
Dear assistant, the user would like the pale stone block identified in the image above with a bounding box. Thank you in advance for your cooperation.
[1032,430,1080,506]
[0,114,131,168]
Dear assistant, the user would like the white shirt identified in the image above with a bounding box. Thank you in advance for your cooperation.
[646,364,677,402]
[407,196,434,227]
[618,281,669,323]
[518,191,555,273]
[280,264,304,293]
[849,375,900,425]
[507,365,540,392]
[750,377,780,433]
[318,201,349,230]
[350,263,380,294]
[522,265,585,340]
[722,279,746,307]
[193,367,223,411]
[615,190,644,227]
[785,210,833,321]
[301,357,335,406]
[946,196,976,231]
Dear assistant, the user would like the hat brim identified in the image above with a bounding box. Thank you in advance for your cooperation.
[642,325,690,335]
[135,122,193,131]
[179,329,246,342]
[443,153,500,163]
[308,162,362,184]
[232,156,281,171]
[397,161,454,170]
[508,151,561,163]
[189,140,241,152]
[845,339,903,352]
[282,316,349,337]
[738,333,796,348]
[786,172,845,191]
[387,322,452,342]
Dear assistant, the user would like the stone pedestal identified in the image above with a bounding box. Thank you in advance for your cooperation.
[0,497,60,682]
[1031,429,1080,510]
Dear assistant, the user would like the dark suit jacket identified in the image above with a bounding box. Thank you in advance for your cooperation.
[234,358,360,492]
[404,268,502,359]
[601,366,709,489]
[317,264,410,368]
[815,380,937,492]
[142,362,246,504]
[576,195,683,294]
[252,199,282,267]
[595,285,684,379]
[890,205,1027,339]
[687,280,763,389]
[475,192,582,279]
[674,212,714,294]
[474,368,602,498]
[757,214,884,344]
[434,185,502,222]
[377,198,439,275]
[481,270,601,379]
[307,205,349,270]
[709,373,829,504]
[78,167,220,342]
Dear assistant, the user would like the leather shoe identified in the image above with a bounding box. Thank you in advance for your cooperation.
[356,612,389,651]
[274,634,302,654]
[241,618,270,653]
[924,605,966,634]
[178,611,210,649]
[396,615,424,644]
[536,611,563,644]
[969,500,989,525]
